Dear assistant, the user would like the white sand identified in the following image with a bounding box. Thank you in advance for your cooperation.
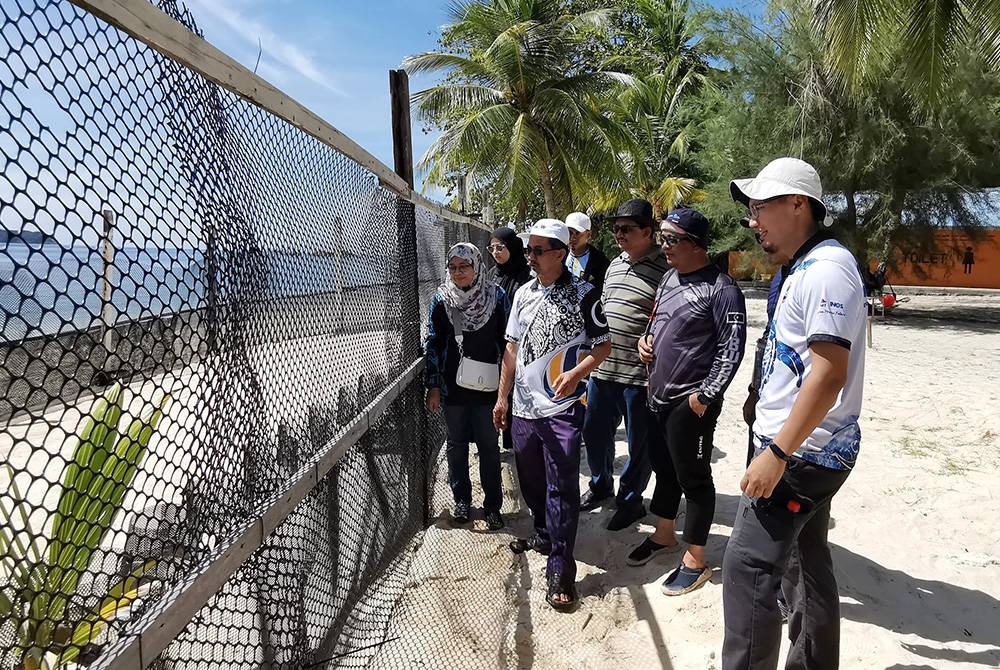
[377,292,1000,669]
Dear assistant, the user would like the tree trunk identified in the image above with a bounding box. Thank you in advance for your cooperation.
[538,157,557,219]
[844,189,857,227]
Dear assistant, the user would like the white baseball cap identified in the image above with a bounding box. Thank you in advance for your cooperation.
[519,218,570,246]
[565,211,591,233]
[730,157,830,226]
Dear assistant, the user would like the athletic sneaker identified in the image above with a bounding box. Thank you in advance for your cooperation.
[485,509,505,531]
[452,501,471,525]
[660,562,711,596]
[626,537,680,566]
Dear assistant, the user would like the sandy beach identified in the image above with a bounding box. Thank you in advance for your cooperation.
[377,291,1000,669]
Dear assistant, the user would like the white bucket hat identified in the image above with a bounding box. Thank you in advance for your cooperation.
[564,212,591,233]
[519,218,570,246]
[730,157,830,226]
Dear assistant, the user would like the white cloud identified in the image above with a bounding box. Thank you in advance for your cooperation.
[182,0,347,97]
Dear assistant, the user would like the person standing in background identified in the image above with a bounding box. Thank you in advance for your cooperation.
[565,211,610,294]
[490,227,533,300]
[581,198,669,532]
[489,227,533,450]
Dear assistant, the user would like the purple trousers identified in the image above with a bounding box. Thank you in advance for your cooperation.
[511,402,584,583]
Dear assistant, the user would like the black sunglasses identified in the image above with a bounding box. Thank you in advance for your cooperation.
[612,223,641,235]
[524,246,557,257]
[656,231,689,246]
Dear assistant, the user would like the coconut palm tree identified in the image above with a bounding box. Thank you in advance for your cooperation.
[816,0,1000,108]
[594,0,714,214]
[404,0,633,219]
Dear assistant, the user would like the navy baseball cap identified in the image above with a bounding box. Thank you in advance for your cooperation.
[663,207,709,248]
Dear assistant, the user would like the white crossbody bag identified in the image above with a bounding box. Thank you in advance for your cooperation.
[449,307,500,392]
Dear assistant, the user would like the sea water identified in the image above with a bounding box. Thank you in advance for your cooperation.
[0,240,384,342]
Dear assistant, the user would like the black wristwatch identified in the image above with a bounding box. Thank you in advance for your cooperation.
[696,392,712,406]
[768,442,791,462]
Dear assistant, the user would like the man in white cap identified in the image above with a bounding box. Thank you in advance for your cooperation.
[721,158,867,670]
[564,211,611,294]
[494,218,611,611]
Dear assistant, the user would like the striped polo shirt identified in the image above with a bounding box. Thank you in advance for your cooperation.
[592,245,671,386]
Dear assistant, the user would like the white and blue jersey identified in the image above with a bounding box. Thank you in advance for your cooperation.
[754,239,867,470]
[506,271,610,419]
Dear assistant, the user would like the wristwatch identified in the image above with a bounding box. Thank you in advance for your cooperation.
[696,392,712,406]
[768,442,791,462]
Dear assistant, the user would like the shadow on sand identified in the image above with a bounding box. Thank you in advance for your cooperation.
[571,490,999,668]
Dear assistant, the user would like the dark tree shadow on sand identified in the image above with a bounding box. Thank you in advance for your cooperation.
[574,491,1000,668]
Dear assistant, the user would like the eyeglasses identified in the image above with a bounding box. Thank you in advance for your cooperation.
[487,244,506,252]
[447,262,473,273]
[524,246,556,257]
[612,224,640,235]
[748,195,789,219]
[656,232,688,247]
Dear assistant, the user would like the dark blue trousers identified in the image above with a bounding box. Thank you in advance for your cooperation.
[582,377,657,505]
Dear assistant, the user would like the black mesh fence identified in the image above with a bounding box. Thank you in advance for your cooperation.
[0,0,511,668]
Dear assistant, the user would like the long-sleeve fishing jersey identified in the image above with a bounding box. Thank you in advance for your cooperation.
[646,264,747,409]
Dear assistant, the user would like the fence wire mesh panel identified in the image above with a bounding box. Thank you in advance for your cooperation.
[0,0,505,668]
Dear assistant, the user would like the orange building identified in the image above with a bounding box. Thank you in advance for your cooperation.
[886,229,1000,289]
[728,229,1000,289]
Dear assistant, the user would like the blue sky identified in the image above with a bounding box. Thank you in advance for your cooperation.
[180,0,462,190]
[179,0,751,194]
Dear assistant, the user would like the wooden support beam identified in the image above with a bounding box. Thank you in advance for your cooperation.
[67,0,487,229]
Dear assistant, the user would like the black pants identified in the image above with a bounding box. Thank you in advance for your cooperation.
[649,397,722,547]
[722,449,851,670]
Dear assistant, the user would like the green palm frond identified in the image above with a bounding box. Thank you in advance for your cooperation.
[55,559,157,667]
[6,385,170,668]
[411,85,505,118]
[562,8,617,35]
[653,175,704,213]
[402,52,491,79]
[971,0,1000,67]
[815,0,900,93]
[900,0,967,106]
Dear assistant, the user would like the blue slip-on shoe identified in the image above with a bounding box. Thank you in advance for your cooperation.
[660,562,711,596]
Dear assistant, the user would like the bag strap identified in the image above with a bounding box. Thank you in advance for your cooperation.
[447,303,465,356]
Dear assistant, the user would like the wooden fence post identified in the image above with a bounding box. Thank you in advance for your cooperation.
[100,209,116,353]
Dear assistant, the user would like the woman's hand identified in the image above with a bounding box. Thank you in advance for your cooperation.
[426,387,442,413]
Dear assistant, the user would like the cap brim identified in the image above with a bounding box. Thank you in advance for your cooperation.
[729,177,827,220]
[660,220,685,236]
[565,223,590,233]
[522,231,569,246]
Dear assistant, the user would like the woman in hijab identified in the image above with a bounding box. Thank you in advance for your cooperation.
[489,227,532,300]
[425,243,511,530]
[488,227,531,451]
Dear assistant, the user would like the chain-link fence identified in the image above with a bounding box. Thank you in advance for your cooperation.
[0,0,507,668]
